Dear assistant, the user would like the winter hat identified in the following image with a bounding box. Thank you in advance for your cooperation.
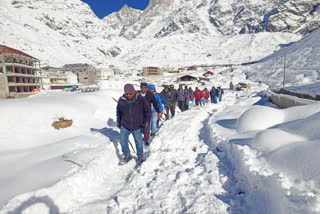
[184,85,188,89]
[124,84,135,93]
[148,84,156,91]
[140,82,148,88]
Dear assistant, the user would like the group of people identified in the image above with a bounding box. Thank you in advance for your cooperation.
[160,84,224,117]
[116,82,224,165]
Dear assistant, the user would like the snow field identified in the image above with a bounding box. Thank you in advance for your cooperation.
[210,88,320,213]
[1,65,320,214]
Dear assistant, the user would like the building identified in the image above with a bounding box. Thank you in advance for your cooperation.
[96,67,115,80]
[62,63,97,85]
[187,66,197,71]
[177,75,197,82]
[0,45,42,99]
[143,67,161,76]
[41,67,78,90]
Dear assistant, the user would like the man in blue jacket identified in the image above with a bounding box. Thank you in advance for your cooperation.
[116,84,151,164]
[148,84,163,144]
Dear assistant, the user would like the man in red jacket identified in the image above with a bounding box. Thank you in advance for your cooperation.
[194,87,203,106]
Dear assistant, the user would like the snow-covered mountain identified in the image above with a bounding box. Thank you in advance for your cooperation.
[0,0,319,69]
[245,27,320,88]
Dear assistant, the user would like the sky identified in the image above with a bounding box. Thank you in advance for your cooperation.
[81,0,150,19]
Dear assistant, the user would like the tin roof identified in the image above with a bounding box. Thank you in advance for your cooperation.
[0,45,38,60]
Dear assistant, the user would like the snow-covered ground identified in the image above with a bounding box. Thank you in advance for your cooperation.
[1,68,320,213]
[245,28,320,89]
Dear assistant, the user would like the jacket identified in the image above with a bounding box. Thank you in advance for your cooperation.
[204,91,210,99]
[153,93,164,112]
[189,90,195,101]
[168,89,178,105]
[160,90,170,107]
[116,93,151,131]
[195,89,203,100]
[177,89,186,102]
[210,89,217,97]
[137,90,161,113]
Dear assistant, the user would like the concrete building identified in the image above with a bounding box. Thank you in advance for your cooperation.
[96,67,115,80]
[62,63,97,85]
[0,45,42,99]
[41,67,78,90]
[143,67,161,76]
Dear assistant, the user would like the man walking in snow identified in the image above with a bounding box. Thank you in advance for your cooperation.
[188,87,195,108]
[195,87,203,106]
[168,84,178,118]
[183,85,190,110]
[217,86,224,102]
[210,86,218,104]
[148,84,164,143]
[117,84,151,165]
[137,82,161,145]
[177,84,186,112]
[160,85,170,120]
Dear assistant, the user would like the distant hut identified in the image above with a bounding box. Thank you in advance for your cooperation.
[187,66,197,71]
[177,75,197,82]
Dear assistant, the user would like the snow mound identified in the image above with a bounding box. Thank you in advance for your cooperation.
[251,129,305,153]
[236,106,285,133]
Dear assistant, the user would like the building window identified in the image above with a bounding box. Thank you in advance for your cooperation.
[0,67,2,73]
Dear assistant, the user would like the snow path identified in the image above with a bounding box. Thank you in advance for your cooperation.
[1,86,264,214]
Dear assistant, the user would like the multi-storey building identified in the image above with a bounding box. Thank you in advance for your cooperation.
[61,63,97,85]
[143,67,161,76]
[0,45,42,99]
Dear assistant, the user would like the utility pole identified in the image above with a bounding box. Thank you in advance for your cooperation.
[283,55,286,87]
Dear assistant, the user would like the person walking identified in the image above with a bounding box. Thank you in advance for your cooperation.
[184,85,189,110]
[210,86,218,104]
[217,86,224,102]
[195,87,203,106]
[160,85,170,120]
[116,84,151,165]
[137,82,161,146]
[203,88,209,105]
[188,87,195,109]
[177,84,186,112]
[168,84,178,118]
[148,84,163,141]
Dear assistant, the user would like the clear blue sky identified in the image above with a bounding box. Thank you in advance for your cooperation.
[81,0,150,19]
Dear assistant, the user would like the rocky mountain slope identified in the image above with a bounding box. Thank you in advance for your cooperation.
[0,0,319,69]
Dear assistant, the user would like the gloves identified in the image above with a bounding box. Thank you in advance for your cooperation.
[117,122,121,129]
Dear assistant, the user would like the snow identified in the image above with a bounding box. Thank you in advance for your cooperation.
[1,65,320,213]
[245,28,320,88]
[236,106,285,132]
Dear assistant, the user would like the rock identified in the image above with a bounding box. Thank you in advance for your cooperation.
[52,118,73,130]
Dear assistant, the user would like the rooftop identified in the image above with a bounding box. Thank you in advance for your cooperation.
[0,45,38,60]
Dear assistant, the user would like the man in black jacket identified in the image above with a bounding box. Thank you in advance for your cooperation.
[137,82,161,145]
[117,84,151,164]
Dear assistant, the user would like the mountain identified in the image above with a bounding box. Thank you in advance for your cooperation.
[0,0,319,70]
[245,27,320,88]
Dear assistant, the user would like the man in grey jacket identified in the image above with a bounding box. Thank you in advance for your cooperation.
[177,84,186,112]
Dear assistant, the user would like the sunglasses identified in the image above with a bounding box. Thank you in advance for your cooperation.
[125,92,134,96]
[141,86,148,89]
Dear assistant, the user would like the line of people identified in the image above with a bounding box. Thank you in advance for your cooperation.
[116,82,224,165]
[160,84,224,119]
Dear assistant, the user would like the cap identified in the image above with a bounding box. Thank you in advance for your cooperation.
[140,82,148,88]
[124,84,135,93]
